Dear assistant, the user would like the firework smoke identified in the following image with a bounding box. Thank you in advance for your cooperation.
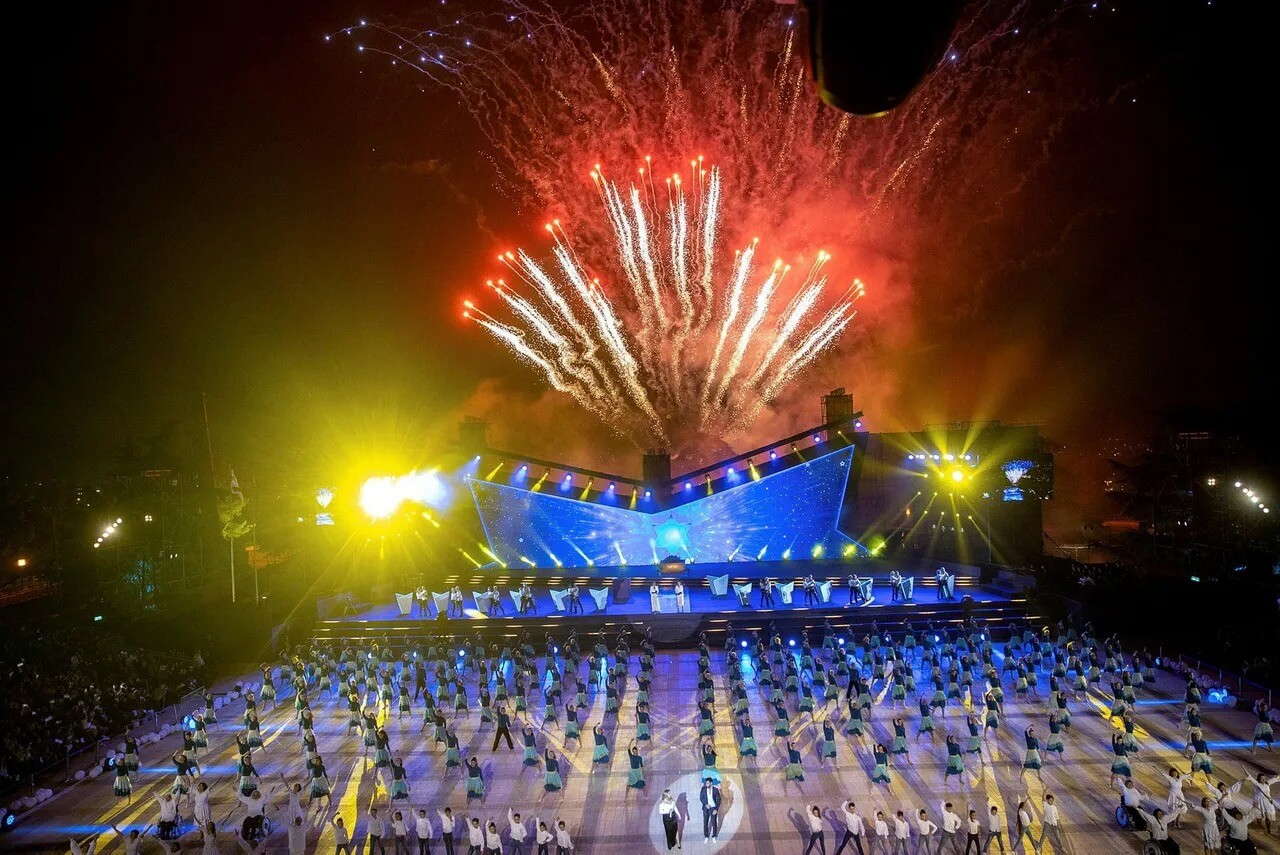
[338,0,1121,458]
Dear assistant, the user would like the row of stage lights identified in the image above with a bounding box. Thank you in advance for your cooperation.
[497,432,850,502]
[92,518,123,548]
[1234,481,1270,514]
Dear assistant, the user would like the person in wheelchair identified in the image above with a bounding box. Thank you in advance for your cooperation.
[236,787,270,842]
[1116,777,1148,831]
[1223,805,1262,855]
[1134,806,1183,855]
[154,792,182,840]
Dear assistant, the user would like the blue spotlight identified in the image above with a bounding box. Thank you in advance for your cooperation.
[740,640,748,649]
[458,649,465,657]
[788,639,796,647]
[813,434,822,443]
[837,638,846,646]
[770,451,778,460]
[643,490,651,499]
[608,483,616,492]
[854,420,862,428]
[684,481,692,490]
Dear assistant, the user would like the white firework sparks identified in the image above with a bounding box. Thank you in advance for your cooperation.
[464,164,864,449]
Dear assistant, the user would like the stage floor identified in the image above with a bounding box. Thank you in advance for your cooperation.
[337,585,1011,624]
[7,647,1279,853]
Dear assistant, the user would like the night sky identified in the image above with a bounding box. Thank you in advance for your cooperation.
[1,0,1266,509]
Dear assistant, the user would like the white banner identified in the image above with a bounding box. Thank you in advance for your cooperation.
[589,587,610,610]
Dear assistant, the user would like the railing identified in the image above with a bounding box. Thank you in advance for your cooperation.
[0,684,207,802]
[1159,649,1273,708]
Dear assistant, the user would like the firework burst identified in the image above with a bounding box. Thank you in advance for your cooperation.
[337,0,1120,456]
[464,163,864,447]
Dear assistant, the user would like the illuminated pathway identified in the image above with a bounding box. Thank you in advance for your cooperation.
[5,650,1278,853]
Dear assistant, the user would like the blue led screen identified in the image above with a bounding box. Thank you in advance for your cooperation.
[469,445,856,567]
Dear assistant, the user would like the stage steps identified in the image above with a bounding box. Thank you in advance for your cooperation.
[311,590,1034,649]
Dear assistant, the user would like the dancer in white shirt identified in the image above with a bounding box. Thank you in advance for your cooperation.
[1134,807,1181,851]
[939,802,963,854]
[483,820,502,855]
[963,810,981,855]
[891,811,910,855]
[1223,805,1260,853]
[915,809,939,854]
[871,811,891,854]
[835,801,866,855]
[982,804,1006,854]
[650,584,661,613]
[1011,796,1036,854]
[509,810,530,855]
[1192,796,1222,854]
[1037,794,1067,855]
[465,817,485,853]
[1165,769,1190,828]
[1251,772,1275,834]
[805,805,827,855]
[414,809,434,855]
[437,808,457,855]
[659,789,680,851]
[554,818,574,853]
[534,818,554,855]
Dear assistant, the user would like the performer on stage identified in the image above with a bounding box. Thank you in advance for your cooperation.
[760,578,777,608]
[659,790,680,851]
[847,574,862,606]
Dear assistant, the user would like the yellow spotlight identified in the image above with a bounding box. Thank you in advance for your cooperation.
[579,478,594,500]
[842,544,856,558]
[520,556,537,567]
[811,544,824,558]
[16,558,28,567]
[532,471,549,491]
[359,476,402,520]
[485,461,504,480]
[949,469,965,483]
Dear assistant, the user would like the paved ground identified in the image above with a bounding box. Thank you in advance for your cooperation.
[5,643,1278,854]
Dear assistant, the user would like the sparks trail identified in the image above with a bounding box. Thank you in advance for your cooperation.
[464,164,863,450]
[339,0,1137,455]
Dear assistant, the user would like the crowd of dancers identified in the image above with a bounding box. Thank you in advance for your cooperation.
[70,614,1279,854]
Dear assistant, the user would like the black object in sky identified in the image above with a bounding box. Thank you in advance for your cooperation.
[803,0,962,115]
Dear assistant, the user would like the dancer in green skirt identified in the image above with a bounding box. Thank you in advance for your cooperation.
[627,741,646,788]
[591,725,611,764]
[543,748,563,791]
[465,757,484,799]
